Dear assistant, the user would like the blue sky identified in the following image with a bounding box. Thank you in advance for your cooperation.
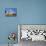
[5,8,17,13]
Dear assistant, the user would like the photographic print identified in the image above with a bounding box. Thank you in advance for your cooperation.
[5,8,17,16]
[18,24,46,46]
[18,24,46,41]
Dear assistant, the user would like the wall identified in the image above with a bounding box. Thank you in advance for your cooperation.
[0,0,46,44]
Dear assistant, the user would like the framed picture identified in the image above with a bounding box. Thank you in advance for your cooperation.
[5,8,17,16]
[18,24,46,41]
